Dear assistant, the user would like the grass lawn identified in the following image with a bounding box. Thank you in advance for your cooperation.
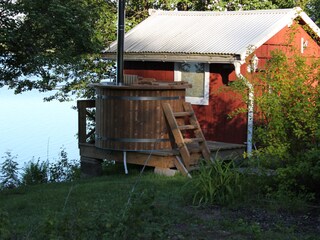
[1,167,319,239]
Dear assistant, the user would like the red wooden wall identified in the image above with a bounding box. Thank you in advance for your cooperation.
[255,22,320,68]
[123,21,320,144]
[193,64,247,144]
[124,62,174,80]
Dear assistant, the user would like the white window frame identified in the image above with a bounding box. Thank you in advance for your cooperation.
[174,62,210,105]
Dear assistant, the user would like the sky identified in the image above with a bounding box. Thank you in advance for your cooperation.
[0,87,79,166]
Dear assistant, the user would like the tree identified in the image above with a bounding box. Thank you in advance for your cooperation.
[306,0,320,26]
[0,0,117,98]
[0,151,20,189]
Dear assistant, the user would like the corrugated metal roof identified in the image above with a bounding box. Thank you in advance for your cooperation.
[104,8,320,61]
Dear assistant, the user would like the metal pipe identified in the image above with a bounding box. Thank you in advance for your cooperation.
[117,0,125,85]
[234,61,254,156]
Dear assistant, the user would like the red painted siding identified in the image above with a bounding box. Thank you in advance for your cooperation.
[192,64,247,144]
[124,62,174,81]
[255,22,320,69]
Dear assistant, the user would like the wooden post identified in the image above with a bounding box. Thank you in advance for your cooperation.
[77,100,95,144]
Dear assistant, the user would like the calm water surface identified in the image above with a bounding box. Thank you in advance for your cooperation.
[0,88,79,166]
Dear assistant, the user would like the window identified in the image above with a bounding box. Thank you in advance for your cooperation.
[174,62,209,105]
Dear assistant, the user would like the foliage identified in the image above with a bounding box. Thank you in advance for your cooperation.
[21,158,48,185]
[230,34,320,197]
[0,209,10,240]
[266,185,314,212]
[104,189,168,239]
[1,0,319,101]
[1,173,318,239]
[37,205,103,239]
[124,0,320,18]
[0,151,20,189]
[275,147,320,196]
[0,0,117,99]
[253,50,320,163]
[306,0,320,26]
[49,148,80,182]
[1,148,80,187]
[0,174,186,239]
[191,158,243,206]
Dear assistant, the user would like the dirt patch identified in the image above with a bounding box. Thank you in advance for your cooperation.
[226,206,320,233]
[169,205,320,239]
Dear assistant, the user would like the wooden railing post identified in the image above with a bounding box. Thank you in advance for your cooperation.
[77,100,95,144]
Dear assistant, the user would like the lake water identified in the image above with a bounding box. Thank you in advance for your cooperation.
[0,88,79,167]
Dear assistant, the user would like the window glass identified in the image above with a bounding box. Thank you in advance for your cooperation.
[174,62,209,105]
[178,63,205,98]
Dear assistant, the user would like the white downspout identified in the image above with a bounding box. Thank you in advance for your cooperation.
[123,151,128,174]
[233,61,253,156]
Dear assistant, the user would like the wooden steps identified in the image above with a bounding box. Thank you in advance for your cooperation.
[178,125,197,130]
[162,102,213,177]
[173,112,193,117]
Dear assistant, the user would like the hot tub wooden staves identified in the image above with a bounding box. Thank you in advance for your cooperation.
[94,83,187,151]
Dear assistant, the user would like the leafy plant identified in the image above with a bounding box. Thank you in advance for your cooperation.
[253,51,320,195]
[230,34,320,197]
[22,158,48,185]
[254,51,319,161]
[191,158,243,206]
[49,148,80,182]
[0,151,20,189]
[272,147,320,200]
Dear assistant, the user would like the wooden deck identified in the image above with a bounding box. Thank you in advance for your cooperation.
[79,141,245,176]
[207,141,245,160]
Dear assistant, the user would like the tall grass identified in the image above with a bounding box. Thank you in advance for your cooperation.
[0,173,187,239]
[1,165,319,239]
[191,158,243,206]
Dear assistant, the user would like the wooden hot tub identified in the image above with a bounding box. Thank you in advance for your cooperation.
[93,82,190,151]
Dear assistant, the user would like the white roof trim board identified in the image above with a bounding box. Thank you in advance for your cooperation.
[104,7,320,63]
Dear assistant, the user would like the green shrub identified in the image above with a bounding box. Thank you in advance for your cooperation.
[252,51,320,165]
[231,45,320,197]
[0,151,20,189]
[191,159,244,206]
[265,186,314,213]
[22,158,48,185]
[49,148,80,182]
[274,147,320,197]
